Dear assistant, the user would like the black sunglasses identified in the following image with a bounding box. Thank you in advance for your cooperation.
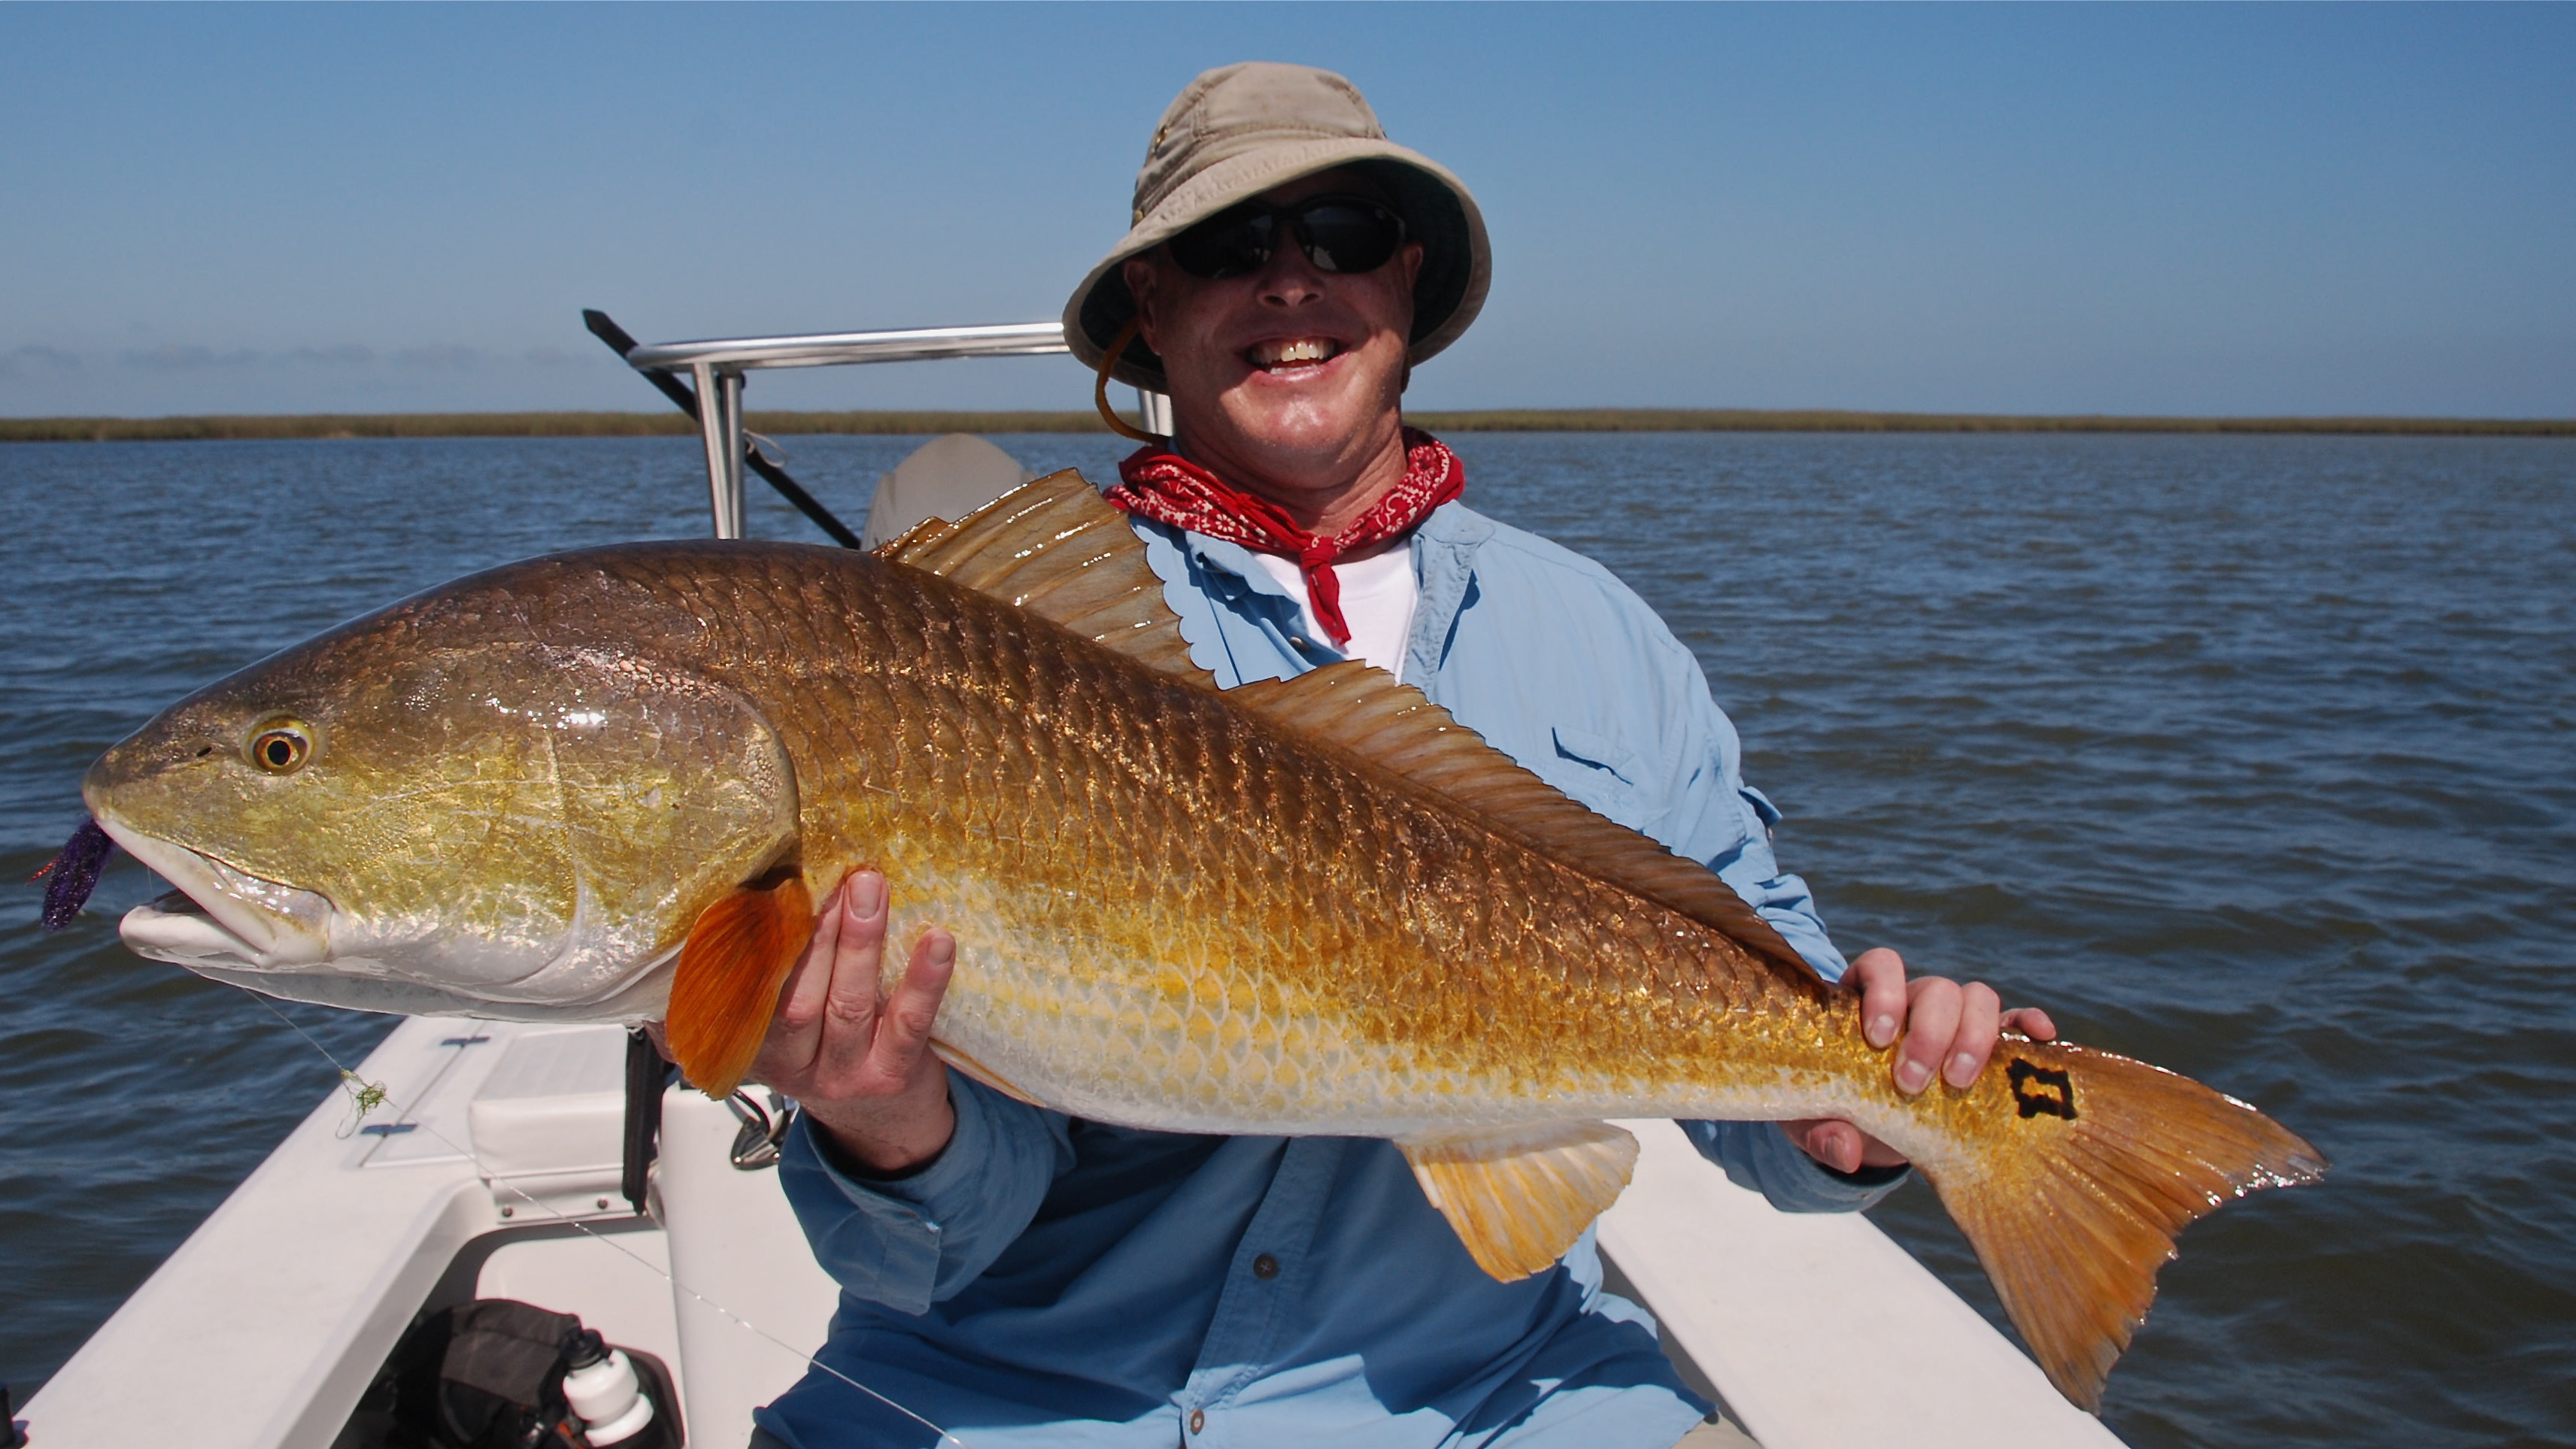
[1166,196,1409,280]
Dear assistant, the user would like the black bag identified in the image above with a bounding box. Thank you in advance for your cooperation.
[353,1299,681,1449]
[400,1299,587,1448]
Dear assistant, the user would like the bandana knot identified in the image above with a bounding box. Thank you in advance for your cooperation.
[1106,428,1464,647]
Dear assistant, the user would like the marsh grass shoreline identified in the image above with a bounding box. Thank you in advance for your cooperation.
[2,408,2568,442]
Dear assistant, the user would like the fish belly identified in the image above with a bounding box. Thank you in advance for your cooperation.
[871,859,1873,1141]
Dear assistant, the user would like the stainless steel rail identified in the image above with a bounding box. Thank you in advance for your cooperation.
[626,322,1070,374]
[618,321,1130,541]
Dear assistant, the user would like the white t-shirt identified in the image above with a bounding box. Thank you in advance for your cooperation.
[1249,543,1419,682]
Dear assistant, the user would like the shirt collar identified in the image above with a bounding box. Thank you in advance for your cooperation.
[1164,499,1492,590]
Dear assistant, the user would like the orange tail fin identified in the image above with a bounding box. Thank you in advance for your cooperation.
[666,872,814,1098]
[1922,1041,2326,1411]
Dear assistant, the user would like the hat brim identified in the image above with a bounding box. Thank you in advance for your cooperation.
[1063,138,1491,393]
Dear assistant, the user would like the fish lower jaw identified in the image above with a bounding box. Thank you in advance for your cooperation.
[96,818,333,970]
[121,890,289,969]
[118,884,680,1017]
[179,956,676,1024]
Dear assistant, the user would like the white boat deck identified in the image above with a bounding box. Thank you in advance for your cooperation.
[25,1017,2121,1448]
[1600,1121,2120,1449]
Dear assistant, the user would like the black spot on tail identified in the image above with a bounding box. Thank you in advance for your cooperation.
[2007,1057,2077,1120]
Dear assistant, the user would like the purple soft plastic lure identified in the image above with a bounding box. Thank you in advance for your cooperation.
[35,817,115,930]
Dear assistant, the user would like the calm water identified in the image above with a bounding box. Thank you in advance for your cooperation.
[2,432,2570,1445]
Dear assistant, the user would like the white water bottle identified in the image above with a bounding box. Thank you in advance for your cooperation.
[562,1335,657,1447]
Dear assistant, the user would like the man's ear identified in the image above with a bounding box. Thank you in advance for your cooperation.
[1121,255,1161,351]
[1396,241,1424,396]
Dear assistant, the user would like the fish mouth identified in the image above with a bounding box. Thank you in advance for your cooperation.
[94,819,332,972]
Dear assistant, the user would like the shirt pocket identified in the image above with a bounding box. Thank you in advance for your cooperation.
[1547,725,1650,829]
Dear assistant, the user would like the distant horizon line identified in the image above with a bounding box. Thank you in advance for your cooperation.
[3,408,2569,443]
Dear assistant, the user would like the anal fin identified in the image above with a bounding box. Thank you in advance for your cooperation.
[666,872,815,1098]
[1399,1121,1640,1281]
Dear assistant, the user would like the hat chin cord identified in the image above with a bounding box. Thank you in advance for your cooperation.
[1094,318,1167,444]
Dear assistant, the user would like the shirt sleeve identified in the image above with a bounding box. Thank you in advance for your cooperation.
[1640,640,1918,1209]
[1644,638,1847,982]
[1676,1120,1910,1212]
[776,1075,1075,1315]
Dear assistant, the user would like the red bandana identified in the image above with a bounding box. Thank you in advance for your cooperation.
[1106,427,1464,647]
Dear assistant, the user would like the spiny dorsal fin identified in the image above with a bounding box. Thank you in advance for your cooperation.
[1399,1122,1640,1281]
[1230,661,1816,977]
[876,513,960,558]
[875,469,1210,687]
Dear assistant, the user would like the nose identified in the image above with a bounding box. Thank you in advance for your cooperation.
[1253,230,1327,308]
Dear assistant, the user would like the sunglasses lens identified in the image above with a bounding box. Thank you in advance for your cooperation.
[1169,209,1276,279]
[1165,199,1405,278]
[1294,203,1403,274]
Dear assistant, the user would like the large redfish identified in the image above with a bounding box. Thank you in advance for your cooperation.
[75,474,2321,1410]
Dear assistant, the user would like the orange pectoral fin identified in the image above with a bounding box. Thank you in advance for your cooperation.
[666,872,815,1099]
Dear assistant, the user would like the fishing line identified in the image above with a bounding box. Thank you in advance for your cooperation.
[243,993,393,1136]
[235,989,975,1449]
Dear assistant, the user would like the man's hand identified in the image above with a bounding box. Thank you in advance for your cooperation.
[1781,947,2059,1175]
[745,871,958,1175]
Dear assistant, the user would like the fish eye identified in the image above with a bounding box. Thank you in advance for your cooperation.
[247,720,314,775]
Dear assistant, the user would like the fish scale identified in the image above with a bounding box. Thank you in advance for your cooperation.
[638,550,1843,1134]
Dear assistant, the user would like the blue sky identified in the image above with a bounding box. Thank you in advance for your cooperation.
[2,3,2568,419]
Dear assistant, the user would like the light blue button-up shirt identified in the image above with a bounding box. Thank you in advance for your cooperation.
[757,503,1904,1449]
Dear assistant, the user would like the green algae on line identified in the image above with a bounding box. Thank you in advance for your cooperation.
[4,408,2571,442]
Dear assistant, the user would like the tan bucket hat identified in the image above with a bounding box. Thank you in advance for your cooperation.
[1064,62,1492,393]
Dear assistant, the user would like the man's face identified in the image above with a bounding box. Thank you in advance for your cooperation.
[1124,170,1425,493]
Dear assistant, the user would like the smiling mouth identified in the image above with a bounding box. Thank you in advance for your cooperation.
[1246,338,1343,373]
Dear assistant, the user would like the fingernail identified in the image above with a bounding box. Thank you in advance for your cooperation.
[1895,1059,1931,1095]
[1868,1014,1898,1049]
[849,874,886,920]
[925,933,955,968]
[1947,1052,1980,1088]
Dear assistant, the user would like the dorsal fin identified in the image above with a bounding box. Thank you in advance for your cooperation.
[876,468,1211,687]
[1229,662,1818,977]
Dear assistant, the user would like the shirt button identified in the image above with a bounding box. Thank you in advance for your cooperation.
[1252,1253,1280,1280]
[1189,1408,1206,1435]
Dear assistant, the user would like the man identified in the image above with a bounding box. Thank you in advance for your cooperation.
[748,63,2053,1448]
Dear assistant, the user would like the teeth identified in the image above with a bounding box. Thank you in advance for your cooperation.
[1252,338,1336,368]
